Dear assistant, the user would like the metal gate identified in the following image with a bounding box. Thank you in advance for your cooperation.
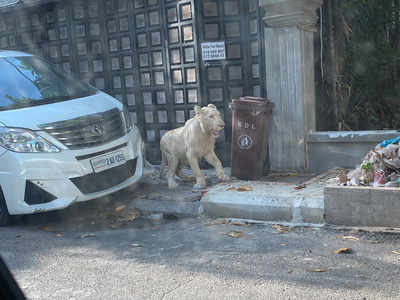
[0,0,264,165]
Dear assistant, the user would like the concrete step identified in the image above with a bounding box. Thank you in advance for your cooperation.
[126,166,326,225]
[129,187,202,216]
[125,167,203,216]
[201,179,325,225]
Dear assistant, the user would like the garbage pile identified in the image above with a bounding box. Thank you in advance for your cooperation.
[345,137,400,187]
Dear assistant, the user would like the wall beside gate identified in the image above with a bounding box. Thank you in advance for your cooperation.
[0,0,265,165]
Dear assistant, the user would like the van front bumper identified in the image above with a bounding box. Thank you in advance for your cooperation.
[0,128,144,215]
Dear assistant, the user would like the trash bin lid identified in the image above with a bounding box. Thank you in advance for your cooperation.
[229,97,274,112]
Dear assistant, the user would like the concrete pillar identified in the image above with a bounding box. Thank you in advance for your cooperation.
[261,0,323,172]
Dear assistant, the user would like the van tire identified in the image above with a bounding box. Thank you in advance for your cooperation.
[0,188,11,226]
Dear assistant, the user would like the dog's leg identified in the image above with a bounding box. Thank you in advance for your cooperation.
[167,155,179,189]
[205,152,230,181]
[187,153,206,190]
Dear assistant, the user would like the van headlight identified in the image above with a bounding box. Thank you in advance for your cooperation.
[0,127,60,153]
[122,106,133,133]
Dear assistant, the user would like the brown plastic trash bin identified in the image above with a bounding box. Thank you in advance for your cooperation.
[229,96,274,180]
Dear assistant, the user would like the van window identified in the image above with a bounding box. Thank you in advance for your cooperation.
[0,56,97,111]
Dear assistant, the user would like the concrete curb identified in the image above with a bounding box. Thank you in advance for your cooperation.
[201,181,324,224]
[325,185,400,227]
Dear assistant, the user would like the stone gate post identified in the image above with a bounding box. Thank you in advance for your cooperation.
[261,0,323,171]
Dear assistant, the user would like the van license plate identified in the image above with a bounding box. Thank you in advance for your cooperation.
[91,150,126,173]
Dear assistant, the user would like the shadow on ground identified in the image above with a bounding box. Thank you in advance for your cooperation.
[0,173,399,298]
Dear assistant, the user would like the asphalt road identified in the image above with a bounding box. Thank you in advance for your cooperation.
[1,193,400,300]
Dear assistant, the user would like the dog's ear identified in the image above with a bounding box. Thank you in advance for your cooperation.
[207,104,216,109]
[194,105,202,115]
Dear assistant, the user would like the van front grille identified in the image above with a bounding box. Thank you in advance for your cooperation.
[70,158,137,194]
[39,108,125,150]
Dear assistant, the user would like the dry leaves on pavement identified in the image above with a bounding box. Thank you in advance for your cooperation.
[333,247,353,254]
[225,186,253,192]
[236,185,253,192]
[114,205,127,213]
[227,231,243,238]
[306,268,325,273]
[40,225,55,232]
[200,190,208,197]
[295,184,306,190]
[272,224,291,234]
[119,211,140,222]
[205,219,251,227]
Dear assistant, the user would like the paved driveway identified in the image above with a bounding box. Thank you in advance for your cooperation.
[1,184,400,300]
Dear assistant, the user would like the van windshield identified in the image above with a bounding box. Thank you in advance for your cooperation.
[0,56,97,111]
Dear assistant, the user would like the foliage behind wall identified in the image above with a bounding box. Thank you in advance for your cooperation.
[316,0,400,130]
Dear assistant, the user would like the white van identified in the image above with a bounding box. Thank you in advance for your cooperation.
[0,50,144,225]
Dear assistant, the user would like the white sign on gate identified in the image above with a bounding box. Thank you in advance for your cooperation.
[201,41,226,61]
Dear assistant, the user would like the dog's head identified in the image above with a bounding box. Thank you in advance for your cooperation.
[194,104,225,137]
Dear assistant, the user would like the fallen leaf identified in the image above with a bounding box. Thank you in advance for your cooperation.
[236,185,253,192]
[200,190,208,197]
[367,240,382,244]
[40,225,55,232]
[286,173,298,177]
[295,184,306,190]
[306,268,325,273]
[130,243,143,248]
[80,233,96,238]
[392,250,400,255]
[121,212,138,222]
[229,221,250,226]
[272,225,291,233]
[333,247,353,254]
[55,233,63,238]
[226,187,236,191]
[281,243,288,246]
[114,205,127,213]
[227,231,243,238]
[110,224,121,229]
[204,219,229,226]
[15,234,23,238]
[342,236,360,241]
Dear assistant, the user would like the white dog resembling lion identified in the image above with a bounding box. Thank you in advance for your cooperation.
[160,104,230,190]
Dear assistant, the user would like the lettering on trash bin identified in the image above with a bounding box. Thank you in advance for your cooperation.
[238,120,256,130]
[238,135,253,150]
